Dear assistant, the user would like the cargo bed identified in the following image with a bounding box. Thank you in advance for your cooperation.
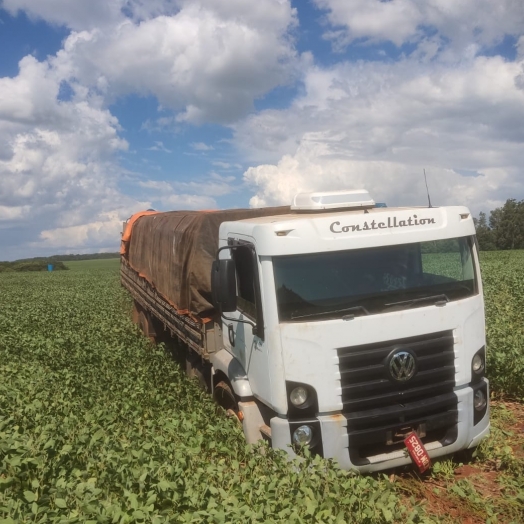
[120,260,222,358]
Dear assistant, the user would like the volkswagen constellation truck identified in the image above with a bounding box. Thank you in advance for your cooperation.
[120,189,489,472]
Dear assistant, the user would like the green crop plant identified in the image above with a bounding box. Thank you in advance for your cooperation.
[0,263,416,523]
[0,253,523,523]
[480,250,524,400]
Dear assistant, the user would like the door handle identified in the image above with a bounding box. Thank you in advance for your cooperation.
[228,323,235,347]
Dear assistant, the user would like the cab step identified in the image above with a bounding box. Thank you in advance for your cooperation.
[259,424,272,439]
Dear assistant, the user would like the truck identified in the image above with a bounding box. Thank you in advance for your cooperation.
[120,189,489,473]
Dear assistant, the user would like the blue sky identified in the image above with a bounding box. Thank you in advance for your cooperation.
[1,0,523,259]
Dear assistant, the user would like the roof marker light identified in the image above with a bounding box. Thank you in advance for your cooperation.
[291,189,375,211]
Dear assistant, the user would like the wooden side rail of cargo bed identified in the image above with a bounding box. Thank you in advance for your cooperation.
[120,260,222,357]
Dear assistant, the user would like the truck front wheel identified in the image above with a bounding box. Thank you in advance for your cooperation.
[213,380,241,421]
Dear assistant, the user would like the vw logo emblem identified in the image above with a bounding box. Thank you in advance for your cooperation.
[388,350,417,382]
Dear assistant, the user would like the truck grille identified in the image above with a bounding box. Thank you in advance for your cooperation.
[337,330,458,464]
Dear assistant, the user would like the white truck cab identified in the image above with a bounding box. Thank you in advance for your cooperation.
[211,190,489,472]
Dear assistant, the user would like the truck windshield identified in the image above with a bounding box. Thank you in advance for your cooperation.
[273,236,478,322]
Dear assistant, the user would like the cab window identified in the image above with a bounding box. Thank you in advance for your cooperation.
[232,245,257,320]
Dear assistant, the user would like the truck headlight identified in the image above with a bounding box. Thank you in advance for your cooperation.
[286,381,318,417]
[472,352,485,375]
[292,425,313,446]
[290,386,309,407]
[474,389,487,411]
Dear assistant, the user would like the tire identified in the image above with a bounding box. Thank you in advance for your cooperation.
[213,380,240,420]
[138,309,157,344]
[131,300,140,324]
[186,357,211,391]
[456,446,478,464]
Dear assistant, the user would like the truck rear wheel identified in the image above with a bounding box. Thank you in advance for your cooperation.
[185,355,211,391]
[131,300,140,324]
[137,308,157,344]
[213,381,241,421]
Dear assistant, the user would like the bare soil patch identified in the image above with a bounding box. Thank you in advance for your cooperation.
[393,400,524,523]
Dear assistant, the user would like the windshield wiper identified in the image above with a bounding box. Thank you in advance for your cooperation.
[291,305,370,321]
[384,294,449,310]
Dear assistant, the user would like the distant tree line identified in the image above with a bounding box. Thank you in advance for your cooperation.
[0,260,68,273]
[0,252,120,272]
[44,252,120,262]
[474,199,524,251]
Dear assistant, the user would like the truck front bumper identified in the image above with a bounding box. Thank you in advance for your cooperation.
[270,380,490,473]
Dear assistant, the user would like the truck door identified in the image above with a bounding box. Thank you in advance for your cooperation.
[224,242,269,401]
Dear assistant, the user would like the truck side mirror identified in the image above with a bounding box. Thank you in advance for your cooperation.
[211,259,237,313]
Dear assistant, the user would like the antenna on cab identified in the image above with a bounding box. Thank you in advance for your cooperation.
[423,169,432,208]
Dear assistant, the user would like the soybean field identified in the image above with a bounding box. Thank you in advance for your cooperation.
[0,254,523,523]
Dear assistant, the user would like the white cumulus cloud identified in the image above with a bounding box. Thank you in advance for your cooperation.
[0,0,298,258]
[50,1,297,123]
[0,54,146,258]
[315,0,524,50]
[240,52,524,215]
[1,0,523,259]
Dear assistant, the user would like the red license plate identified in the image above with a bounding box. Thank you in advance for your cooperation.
[404,431,431,473]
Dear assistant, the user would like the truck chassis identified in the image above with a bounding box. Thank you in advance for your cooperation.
[120,260,222,360]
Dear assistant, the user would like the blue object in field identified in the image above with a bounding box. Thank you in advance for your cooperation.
[375,202,387,208]
[48,264,54,271]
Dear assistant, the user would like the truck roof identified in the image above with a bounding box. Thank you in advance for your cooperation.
[220,205,475,256]
[237,206,434,225]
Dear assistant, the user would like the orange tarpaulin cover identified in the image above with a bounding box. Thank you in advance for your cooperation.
[120,210,159,255]
[121,206,291,323]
